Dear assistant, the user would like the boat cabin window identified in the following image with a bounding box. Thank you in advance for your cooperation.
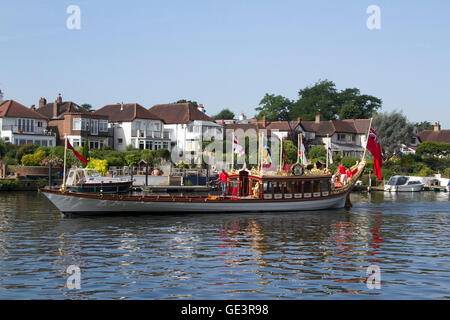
[85,169,101,177]
[321,180,329,192]
[388,176,408,186]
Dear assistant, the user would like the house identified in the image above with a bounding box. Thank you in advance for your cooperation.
[0,99,56,146]
[217,115,302,141]
[416,122,450,144]
[149,103,223,157]
[94,103,170,151]
[299,115,370,158]
[36,94,110,149]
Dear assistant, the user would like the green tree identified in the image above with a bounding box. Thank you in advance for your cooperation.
[255,94,293,121]
[337,88,381,119]
[283,140,298,164]
[307,145,326,161]
[81,104,93,112]
[174,99,198,107]
[290,79,339,121]
[0,139,6,158]
[372,111,414,160]
[81,142,89,167]
[414,121,434,131]
[416,142,450,156]
[212,109,235,120]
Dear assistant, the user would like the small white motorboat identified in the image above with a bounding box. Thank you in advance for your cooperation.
[384,175,424,192]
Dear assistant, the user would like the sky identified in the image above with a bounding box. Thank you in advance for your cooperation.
[1,0,449,128]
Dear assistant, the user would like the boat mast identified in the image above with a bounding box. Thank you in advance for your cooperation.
[361,117,373,162]
[279,136,283,172]
[231,130,235,171]
[326,133,329,169]
[62,136,67,190]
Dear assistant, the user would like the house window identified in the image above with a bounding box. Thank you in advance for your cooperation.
[37,121,43,128]
[81,119,89,131]
[146,141,153,150]
[73,118,81,131]
[99,120,108,132]
[73,139,80,148]
[118,138,123,144]
[154,122,160,131]
[91,119,98,135]
[139,140,145,150]
[337,133,347,141]
[163,142,169,149]
[154,141,162,150]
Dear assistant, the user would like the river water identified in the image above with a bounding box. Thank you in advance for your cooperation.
[0,191,448,299]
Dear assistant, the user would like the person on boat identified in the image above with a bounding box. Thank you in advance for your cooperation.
[216,169,229,197]
[346,168,353,179]
[337,163,347,184]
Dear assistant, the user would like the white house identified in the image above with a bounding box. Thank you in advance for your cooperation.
[0,100,56,146]
[94,103,170,151]
[149,103,223,158]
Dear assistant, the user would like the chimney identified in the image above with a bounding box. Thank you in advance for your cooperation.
[53,102,58,118]
[434,122,441,132]
[239,113,246,121]
[197,104,205,113]
[315,114,321,124]
[56,93,62,104]
[0,89,3,104]
[120,102,124,111]
[262,115,267,127]
[30,105,36,111]
[39,97,47,108]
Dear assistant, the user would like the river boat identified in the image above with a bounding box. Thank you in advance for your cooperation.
[40,161,366,215]
[384,175,424,192]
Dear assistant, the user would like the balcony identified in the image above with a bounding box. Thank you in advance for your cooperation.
[131,130,170,139]
[1,125,55,136]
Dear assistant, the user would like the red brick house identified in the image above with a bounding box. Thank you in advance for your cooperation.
[36,94,110,149]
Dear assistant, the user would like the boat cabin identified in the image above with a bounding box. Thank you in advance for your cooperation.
[65,168,133,193]
[224,170,332,200]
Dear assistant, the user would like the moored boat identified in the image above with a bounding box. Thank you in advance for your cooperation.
[40,161,366,215]
[384,175,424,192]
[64,168,133,194]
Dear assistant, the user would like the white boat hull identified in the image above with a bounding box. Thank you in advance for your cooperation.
[42,191,349,215]
[384,184,424,192]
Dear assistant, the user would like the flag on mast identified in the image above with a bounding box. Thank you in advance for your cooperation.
[366,126,382,182]
[233,135,245,156]
[298,142,306,165]
[326,139,333,164]
[67,140,89,165]
[262,135,272,164]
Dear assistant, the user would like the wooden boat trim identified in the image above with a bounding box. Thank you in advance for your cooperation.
[40,187,350,203]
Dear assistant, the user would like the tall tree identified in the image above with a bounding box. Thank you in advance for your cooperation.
[372,111,414,160]
[212,109,235,120]
[337,88,382,119]
[255,94,293,121]
[289,79,339,121]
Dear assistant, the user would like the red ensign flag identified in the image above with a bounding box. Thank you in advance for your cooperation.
[67,140,89,165]
[366,126,382,181]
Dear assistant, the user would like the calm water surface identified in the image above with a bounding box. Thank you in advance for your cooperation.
[0,191,449,299]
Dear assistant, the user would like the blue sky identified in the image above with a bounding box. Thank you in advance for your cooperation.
[1,0,449,128]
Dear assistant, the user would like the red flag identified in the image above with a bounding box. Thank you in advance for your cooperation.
[67,140,89,165]
[366,126,382,181]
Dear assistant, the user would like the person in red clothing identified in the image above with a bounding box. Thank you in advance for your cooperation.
[337,163,347,184]
[215,169,229,196]
[346,168,353,179]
